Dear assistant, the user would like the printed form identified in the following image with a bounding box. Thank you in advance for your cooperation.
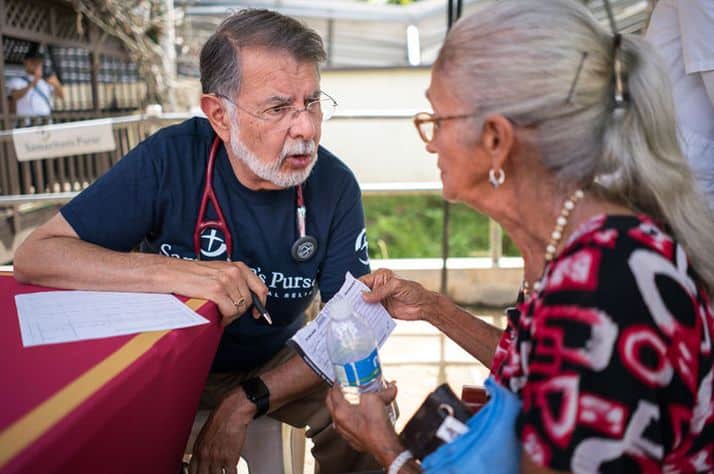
[289,272,396,383]
[15,291,209,347]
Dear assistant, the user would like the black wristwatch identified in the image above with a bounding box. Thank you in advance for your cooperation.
[240,377,270,419]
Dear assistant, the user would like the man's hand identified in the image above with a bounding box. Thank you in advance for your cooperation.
[45,73,64,99]
[45,74,61,87]
[326,383,403,467]
[172,260,269,326]
[31,63,42,82]
[360,269,439,322]
[189,389,255,474]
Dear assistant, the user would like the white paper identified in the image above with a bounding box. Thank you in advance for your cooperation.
[15,291,209,347]
[289,272,396,382]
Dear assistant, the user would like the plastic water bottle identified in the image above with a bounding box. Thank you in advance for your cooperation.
[326,295,397,423]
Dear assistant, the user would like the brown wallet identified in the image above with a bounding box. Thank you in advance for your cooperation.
[398,383,475,460]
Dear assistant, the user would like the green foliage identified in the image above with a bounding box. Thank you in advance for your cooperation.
[363,195,520,259]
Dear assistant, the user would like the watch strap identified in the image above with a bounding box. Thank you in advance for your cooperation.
[240,377,270,419]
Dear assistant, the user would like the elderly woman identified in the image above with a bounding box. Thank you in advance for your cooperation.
[325,1,714,473]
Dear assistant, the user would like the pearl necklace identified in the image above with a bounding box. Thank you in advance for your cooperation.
[522,189,585,296]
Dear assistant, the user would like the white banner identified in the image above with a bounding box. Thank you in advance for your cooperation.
[12,119,116,162]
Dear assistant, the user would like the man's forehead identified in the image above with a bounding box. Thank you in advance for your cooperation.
[238,46,319,97]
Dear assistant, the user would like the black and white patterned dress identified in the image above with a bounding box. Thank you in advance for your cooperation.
[492,214,714,473]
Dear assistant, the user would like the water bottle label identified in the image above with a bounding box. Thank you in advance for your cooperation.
[334,348,382,387]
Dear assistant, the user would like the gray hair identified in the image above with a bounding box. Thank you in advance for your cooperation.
[436,0,714,294]
[199,9,327,98]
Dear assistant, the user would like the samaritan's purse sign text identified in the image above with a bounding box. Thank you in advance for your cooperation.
[12,119,116,162]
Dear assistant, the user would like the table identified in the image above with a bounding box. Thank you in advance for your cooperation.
[0,273,222,473]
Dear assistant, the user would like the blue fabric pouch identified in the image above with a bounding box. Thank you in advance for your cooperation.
[421,377,522,473]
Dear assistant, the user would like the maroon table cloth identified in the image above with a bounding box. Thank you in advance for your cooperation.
[0,273,222,473]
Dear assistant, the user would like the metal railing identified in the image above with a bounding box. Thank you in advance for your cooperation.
[0,112,506,277]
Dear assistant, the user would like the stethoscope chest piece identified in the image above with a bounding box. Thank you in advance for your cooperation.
[291,235,318,262]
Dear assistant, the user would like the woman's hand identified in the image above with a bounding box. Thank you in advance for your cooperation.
[326,383,406,467]
[360,269,440,322]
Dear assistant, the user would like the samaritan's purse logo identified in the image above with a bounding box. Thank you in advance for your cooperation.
[355,228,369,265]
[200,228,227,258]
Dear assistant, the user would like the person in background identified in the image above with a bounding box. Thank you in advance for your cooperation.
[646,0,714,211]
[326,0,714,472]
[7,44,64,124]
[14,10,378,474]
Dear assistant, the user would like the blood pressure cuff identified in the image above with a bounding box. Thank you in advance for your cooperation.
[421,377,522,474]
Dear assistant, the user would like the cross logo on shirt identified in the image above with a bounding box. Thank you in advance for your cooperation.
[200,229,227,258]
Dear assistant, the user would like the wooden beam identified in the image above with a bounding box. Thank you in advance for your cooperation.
[2,25,90,50]
[89,25,100,112]
[1,25,126,58]
[49,5,57,37]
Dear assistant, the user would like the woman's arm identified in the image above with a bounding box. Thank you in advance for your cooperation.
[426,292,504,369]
[361,269,504,368]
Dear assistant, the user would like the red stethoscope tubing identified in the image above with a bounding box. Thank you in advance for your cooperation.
[193,136,311,261]
[194,136,234,260]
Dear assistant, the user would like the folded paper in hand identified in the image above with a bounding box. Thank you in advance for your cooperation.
[288,272,396,383]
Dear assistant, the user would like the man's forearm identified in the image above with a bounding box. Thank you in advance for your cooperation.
[10,82,36,101]
[224,354,322,420]
[426,293,503,368]
[262,354,322,412]
[15,235,184,293]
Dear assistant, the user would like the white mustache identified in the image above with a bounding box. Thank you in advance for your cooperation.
[280,140,317,159]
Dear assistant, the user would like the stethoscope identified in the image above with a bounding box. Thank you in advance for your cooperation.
[193,136,318,262]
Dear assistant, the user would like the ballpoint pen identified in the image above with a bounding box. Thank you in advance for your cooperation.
[250,290,272,325]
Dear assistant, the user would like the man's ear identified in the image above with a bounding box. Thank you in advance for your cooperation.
[200,93,232,142]
[480,115,515,173]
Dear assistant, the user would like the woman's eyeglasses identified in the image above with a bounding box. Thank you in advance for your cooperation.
[412,111,479,143]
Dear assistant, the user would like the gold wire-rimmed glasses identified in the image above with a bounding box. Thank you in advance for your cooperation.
[412,111,479,143]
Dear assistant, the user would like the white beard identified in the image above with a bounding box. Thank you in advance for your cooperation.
[228,109,318,188]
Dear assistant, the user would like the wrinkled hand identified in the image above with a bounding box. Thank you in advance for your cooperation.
[360,269,438,322]
[177,260,268,326]
[189,392,252,474]
[326,383,403,466]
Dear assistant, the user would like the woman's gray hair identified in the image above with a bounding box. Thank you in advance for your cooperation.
[199,9,327,98]
[436,0,714,293]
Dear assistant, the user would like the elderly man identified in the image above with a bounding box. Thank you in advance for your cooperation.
[14,9,377,474]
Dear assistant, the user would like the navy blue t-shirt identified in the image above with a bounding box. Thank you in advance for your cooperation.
[61,117,370,371]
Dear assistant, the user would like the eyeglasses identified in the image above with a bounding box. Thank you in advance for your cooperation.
[413,111,478,144]
[216,91,338,129]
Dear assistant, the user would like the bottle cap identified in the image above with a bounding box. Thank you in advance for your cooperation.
[327,295,352,320]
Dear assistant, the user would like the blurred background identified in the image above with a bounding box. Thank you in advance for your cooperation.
[0,0,653,273]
